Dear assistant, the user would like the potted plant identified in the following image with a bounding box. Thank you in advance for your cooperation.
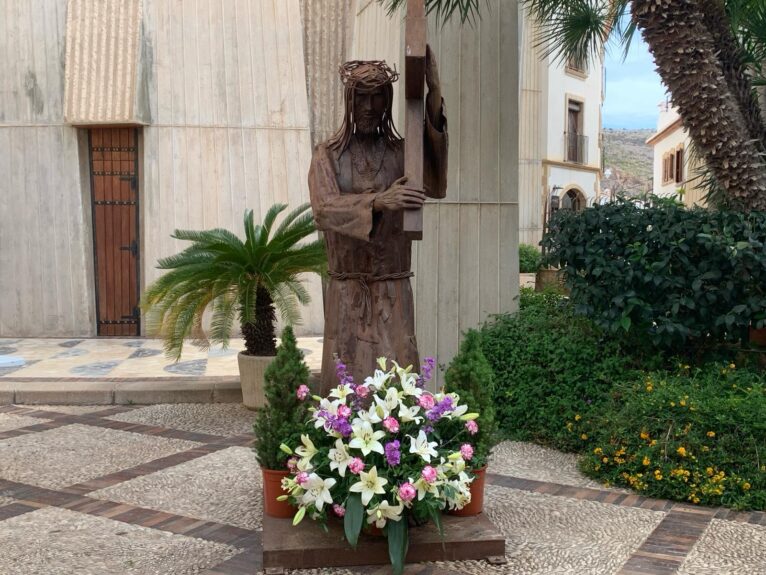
[253,326,311,518]
[142,203,326,409]
[279,357,480,575]
[443,329,498,516]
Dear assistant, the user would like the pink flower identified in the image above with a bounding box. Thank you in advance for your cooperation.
[421,465,437,484]
[348,457,365,475]
[383,416,400,433]
[333,504,346,517]
[355,385,370,398]
[296,471,309,486]
[465,420,479,435]
[419,394,435,410]
[398,482,417,502]
[286,457,298,472]
[337,404,352,418]
[460,444,474,461]
[296,385,310,401]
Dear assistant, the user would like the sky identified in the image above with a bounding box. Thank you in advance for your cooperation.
[603,36,667,130]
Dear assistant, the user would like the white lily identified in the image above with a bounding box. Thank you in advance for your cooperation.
[328,439,353,477]
[300,473,336,511]
[313,398,341,429]
[412,476,441,501]
[351,408,375,426]
[330,384,354,401]
[364,368,392,391]
[398,403,423,424]
[375,386,403,414]
[399,370,423,397]
[349,465,388,506]
[445,478,472,510]
[295,434,318,467]
[408,430,439,462]
[349,421,386,456]
[366,499,405,528]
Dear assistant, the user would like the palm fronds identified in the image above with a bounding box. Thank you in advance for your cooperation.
[142,203,326,360]
[379,0,487,26]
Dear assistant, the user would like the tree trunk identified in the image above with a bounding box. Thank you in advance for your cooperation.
[241,285,278,356]
[632,0,766,210]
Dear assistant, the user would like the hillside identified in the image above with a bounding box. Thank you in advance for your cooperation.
[602,128,654,197]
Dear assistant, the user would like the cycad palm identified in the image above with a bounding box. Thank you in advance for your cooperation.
[142,203,326,359]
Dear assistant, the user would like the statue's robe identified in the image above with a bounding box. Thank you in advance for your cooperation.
[309,104,448,394]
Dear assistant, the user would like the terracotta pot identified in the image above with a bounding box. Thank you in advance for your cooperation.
[262,468,294,518]
[750,326,766,348]
[449,466,487,517]
[238,353,275,410]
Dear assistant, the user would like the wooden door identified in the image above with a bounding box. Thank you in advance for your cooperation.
[88,128,141,336]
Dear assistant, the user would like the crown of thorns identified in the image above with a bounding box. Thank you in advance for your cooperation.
[339,60,399,93]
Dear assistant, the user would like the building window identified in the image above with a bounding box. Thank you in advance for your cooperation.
[662,153,676,185]
[561,189,585,212]
[565,100,587,164]
[566,56,588,76]
[675,147,684,183]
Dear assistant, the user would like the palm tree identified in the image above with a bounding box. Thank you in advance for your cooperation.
[381,0,766,210]
[142,203,326,360]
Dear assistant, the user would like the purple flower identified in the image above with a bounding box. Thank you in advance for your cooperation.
[384,440,401,467]
[417,357,436,388]
[426,396,455,422]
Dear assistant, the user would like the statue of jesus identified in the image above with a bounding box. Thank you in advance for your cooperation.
[308,48,448,394]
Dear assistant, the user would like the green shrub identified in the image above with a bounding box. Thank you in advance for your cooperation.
[542,198,766,351]
[519,243,542,273]
[480,288,649,452]
[444,329,498,467]
[252,326,310,470]
[580,363,766,510]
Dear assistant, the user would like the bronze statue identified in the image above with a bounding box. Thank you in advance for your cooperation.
[308,48,448,394]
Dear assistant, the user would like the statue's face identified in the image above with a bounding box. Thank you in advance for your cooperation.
[354,87,387,135]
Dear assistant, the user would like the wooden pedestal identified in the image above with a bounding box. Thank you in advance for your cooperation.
[262,513,506,570]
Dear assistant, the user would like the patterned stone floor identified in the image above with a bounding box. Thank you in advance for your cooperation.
[0,337,324,379]
[0,403,764,575]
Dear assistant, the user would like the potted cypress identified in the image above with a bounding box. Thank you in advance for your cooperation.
[444,329,498,516]
[142,203,326,409]
[253,326,310,518]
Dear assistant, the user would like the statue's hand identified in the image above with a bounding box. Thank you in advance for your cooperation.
[373,177,426,212]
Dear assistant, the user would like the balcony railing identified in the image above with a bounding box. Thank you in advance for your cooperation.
[564,132,588,165]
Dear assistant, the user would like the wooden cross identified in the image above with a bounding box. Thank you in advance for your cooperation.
[403,0,426,240]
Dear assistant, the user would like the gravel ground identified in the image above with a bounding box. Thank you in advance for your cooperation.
[488,441,623,491]
[0,424,201,489]
[92,447,262,530]
[0,506,238,575]
[106,404,256,436]
[677,519,766,575]
[0,413,52,433]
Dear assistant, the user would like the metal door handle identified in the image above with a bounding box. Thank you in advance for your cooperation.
[119,240,138,257]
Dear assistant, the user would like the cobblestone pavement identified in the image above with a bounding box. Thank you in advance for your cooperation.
[0,404,764,575]
[0,337,324,380]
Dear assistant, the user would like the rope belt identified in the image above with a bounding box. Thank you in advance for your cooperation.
[328,270,414,324]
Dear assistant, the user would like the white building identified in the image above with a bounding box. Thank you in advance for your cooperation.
[519,10,605,246]
[647,101,705,206]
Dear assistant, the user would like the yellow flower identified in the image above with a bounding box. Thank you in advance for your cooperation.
[646,384,653,392]
[593,447,603,455]
[743,482,751,491]
[580,433,588,440]
[643,456,651,466]
[728,363,736,369]
[677,447,687,457]
[683,364,690,370]
[575,414,582,421]
[640,431,650,440]
[602,457,609,464]
[706,467,714,476]
[707,431,716,438]
[649,439,658,447]
[670,401,676,407]
[566,422,573,432]
[679,399,687,407]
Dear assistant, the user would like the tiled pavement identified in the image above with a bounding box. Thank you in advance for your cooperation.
[0,337,323,405]
[0,404,764,574]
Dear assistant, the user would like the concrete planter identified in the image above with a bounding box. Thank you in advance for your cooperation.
[535,267,563,292]
[238,353,275,410]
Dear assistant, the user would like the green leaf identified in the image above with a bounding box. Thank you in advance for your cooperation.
[428,507,446,551]
[344,494,364,549]
[386,517,409,575]
[620,315,631,332]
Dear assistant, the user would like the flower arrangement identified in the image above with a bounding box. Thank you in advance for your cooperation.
[278,357,481,574]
